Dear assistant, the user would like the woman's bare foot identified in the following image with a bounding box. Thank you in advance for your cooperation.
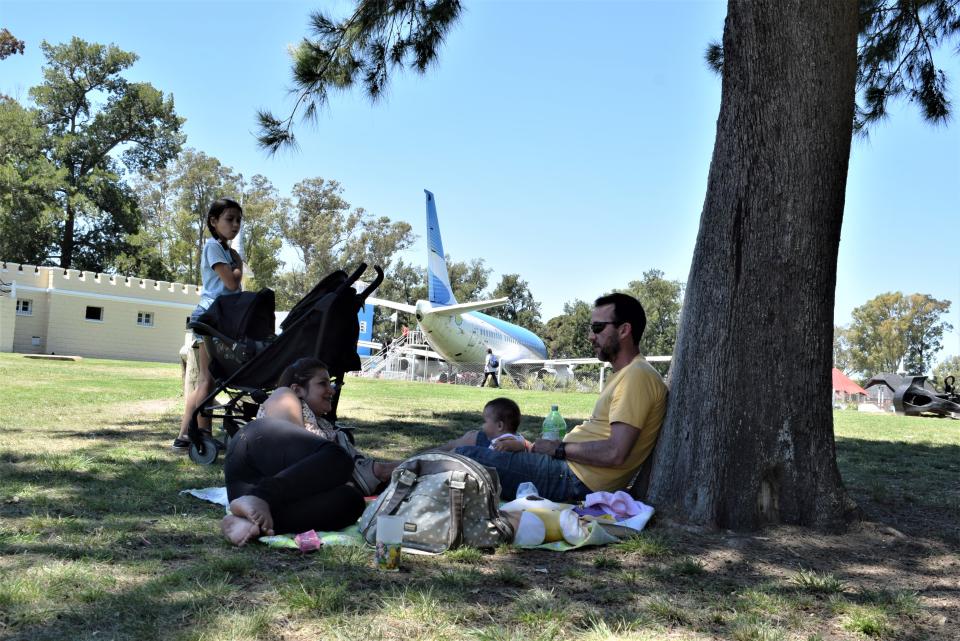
[221,514,261,547]
[229,495,275,535]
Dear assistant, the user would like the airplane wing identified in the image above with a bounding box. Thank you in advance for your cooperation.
[365,296,417,314]
[421,298,509,316]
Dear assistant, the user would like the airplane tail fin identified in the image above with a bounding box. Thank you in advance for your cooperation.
[425,189,458,305]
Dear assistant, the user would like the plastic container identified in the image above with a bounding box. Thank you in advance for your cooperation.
[375,515,404,571]
[541,405,567,441]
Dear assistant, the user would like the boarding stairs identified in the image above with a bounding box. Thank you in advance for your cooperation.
[360,329,433,377]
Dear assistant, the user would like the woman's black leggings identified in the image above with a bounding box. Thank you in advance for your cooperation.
[224,417,366,534]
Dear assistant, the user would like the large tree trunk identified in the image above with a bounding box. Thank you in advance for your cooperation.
[647,0,859,531]
[60,200,75,269]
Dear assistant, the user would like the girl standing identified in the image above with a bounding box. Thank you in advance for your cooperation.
[172,198,244,452]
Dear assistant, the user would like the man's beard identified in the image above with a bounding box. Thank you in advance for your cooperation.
[595,337,620,363]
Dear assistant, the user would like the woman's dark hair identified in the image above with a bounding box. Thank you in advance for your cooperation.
[206,197,243,246]
[277,357,329,389]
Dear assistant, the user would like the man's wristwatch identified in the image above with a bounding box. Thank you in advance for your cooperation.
[553,442,566,460]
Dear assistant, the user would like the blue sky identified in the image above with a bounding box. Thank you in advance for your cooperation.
[3,0,959,363]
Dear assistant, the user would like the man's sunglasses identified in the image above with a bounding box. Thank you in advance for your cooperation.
[589,321,622,334]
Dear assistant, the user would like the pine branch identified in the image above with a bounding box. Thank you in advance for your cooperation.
[257,0,462,153]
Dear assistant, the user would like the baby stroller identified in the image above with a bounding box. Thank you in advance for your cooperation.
[185,263,383,464]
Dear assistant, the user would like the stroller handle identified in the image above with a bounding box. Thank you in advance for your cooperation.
[358,265,384,301]
[338,262,368,295]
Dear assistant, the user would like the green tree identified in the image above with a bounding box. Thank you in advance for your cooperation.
[848,292,953,377]
[446,257,490,303]
[901,294,953,375]
[256,0,463,150]
[0,97,62,264]
[0,28,25,60]
[132,152,288,288]
[170,150,240,283]
[238,174,286,291]
[371,258,426,340]
[489,273,543,334]
[621,270,683,359]
[283,177,352,282]
[278,177,416,307]
[834,325,854,375]
[378,259,427,305]
[706,0,958,133]
[129,164,178,280]
[264,0,958,531]
[931,354,960,389]
[542,300,593,359]
[340,213,415,276]
[30,38,184,269]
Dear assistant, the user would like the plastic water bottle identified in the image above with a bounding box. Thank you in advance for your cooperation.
[541,405,567,441]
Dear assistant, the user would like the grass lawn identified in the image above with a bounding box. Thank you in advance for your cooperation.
[0,352,957,640]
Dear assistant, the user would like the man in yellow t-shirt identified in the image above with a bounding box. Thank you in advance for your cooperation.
[455,293,668,501]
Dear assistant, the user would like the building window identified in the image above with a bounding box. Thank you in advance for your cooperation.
[137,311,154,327]
[31,336,41,346]
[15,299,33,316]
[85,306,104,322]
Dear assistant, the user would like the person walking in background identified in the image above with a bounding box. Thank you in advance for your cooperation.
[480,347,500,388]
[172,198,244,452]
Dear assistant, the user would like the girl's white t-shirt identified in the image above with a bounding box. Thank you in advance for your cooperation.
[199,238,240,310]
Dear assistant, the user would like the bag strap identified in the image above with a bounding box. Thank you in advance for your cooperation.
[380,468,418,517]
[447,470,467,548]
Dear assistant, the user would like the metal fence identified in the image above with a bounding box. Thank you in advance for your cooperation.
[355,357,617,394]
[356,331,671,392]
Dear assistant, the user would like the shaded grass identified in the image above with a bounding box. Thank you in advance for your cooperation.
[0,353,957,640]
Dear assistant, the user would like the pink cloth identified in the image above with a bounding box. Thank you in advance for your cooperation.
[294,530,322,552]
[583,490,644,519]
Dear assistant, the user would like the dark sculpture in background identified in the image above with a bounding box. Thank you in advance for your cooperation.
[867,374,960,420]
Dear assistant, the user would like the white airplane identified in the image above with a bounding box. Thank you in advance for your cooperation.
[367,190,549,366]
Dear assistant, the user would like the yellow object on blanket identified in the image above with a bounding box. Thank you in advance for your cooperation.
[501,495,575,545]
[524,507,566,542]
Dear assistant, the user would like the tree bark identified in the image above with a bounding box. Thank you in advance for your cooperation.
[647,0,859,531]
[60,200,75,269]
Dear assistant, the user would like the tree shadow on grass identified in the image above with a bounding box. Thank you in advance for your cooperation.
[7,405,957,639]
[344,409,591,455]
[835,435,960,545]
[46,417,175,442]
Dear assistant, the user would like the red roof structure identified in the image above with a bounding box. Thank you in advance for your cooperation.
[832,368,868,396]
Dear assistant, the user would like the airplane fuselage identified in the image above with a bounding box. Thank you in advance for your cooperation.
[415,300,547,364]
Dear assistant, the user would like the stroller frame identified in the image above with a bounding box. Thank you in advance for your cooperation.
[185,263,384,464]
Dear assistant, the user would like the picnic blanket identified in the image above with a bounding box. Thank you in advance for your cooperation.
[180,487,365,549]
[182,484,654,552]
[502,485,654,551]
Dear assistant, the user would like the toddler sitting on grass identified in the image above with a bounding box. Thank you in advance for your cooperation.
[441,397,530,452]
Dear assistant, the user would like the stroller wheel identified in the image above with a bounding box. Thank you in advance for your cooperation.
[189,436,220,465]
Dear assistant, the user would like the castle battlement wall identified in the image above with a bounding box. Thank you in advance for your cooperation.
[1,261,201,362]
[2,262,200,303]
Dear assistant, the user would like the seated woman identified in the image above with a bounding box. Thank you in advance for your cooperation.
[256,357,397,494]
[221,358,395,546]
